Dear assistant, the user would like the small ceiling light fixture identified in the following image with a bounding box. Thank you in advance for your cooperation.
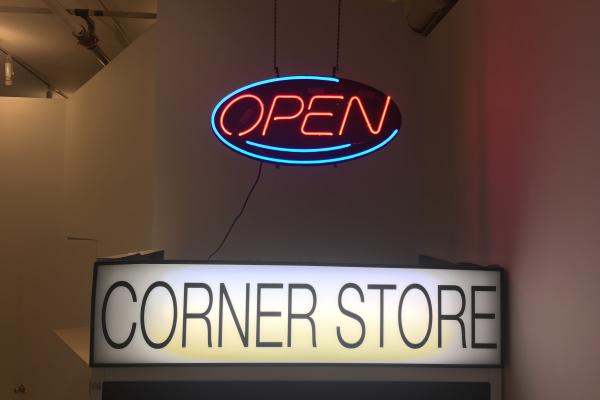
[4,54,14,86]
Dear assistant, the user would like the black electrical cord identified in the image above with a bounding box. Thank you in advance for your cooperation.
[207,162,264,261]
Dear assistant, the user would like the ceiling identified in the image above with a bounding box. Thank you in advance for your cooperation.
[0,0,455,99]
[0,0,156,98]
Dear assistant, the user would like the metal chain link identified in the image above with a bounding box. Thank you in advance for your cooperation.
[274,0,279,77]
[333,0,342,77]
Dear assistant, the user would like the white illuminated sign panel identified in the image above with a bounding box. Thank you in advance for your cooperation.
[91,263,502,366]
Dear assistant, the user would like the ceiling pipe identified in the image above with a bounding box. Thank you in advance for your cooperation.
[96,0,130,47]
[42,0,111,66]
[0,6,157,19]
[403,0,458,36]
[72,9,111,66]
[0,46,68,98]
[42,0,85,36]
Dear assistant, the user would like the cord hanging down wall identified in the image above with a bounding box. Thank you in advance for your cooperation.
[206,0,283,261]
[207,162,263,261]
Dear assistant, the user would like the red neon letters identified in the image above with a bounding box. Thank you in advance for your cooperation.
[220,94,264,136]
[262,95,305,136]
[338,95,391,136]
[301,95,344,136]
[220,93,392,138]
[212,77,402,165]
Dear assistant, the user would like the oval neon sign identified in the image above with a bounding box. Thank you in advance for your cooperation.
[210,76,402,165]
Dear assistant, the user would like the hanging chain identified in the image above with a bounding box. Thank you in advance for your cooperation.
[274,1,340,77]
[332,0,342,77]
[273,0,280,77]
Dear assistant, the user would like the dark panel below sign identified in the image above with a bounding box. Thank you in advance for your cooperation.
[103,381,490,400]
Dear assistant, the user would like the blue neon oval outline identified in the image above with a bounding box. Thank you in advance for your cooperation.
[246,141,351,153]
[210,75,399,165]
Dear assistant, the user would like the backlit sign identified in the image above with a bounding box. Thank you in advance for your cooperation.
[91,262,502,366]
[210,76,402,165]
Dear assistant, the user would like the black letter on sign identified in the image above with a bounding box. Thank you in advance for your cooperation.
[471,286,498,349]
[102,281,137,349]
[140,281,177,349]
[256,283,284,347]
[367,284,396,348]
[182,283,213,347]
[398,284,432,349]
[336,283,366,349]
[218,283,250,347]
[287,284,317,347]
[438,285,466,348]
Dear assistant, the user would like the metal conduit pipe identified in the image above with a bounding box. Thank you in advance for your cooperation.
[387,0,458,36]
[0,6,157,19]
[42,0,111,66]
[0,46,68,98]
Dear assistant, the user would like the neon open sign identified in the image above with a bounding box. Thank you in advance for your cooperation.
[210,76,402,165]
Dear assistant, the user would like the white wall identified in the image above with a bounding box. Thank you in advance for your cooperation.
[424,1,600,398]
[0,98,83,399]
[0,25,155,400]
[154,0,424,264]
[65,26,156,257]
